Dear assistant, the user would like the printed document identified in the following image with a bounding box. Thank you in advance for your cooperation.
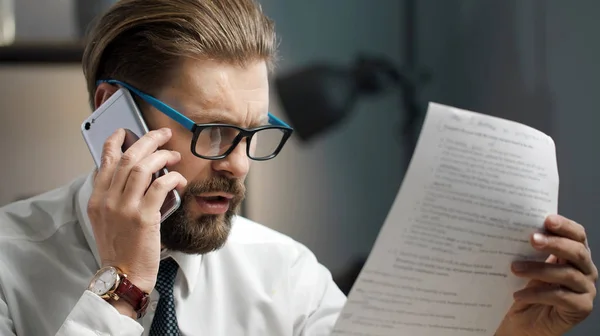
[332,102,559,335]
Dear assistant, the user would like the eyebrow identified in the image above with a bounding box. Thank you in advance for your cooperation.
[188,109,269,128]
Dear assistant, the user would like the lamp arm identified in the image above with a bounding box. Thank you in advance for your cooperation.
[354,54,430,155]
[354,55,429,94]
[373,57,429,92]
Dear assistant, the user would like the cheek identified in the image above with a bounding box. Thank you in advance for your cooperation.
[167,135,213,180]
[143,109,213,181]
[156,129,190,154]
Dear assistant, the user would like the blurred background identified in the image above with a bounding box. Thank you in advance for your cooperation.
[0,0,598,335]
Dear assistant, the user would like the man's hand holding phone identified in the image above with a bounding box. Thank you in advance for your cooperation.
[86,127,187,317]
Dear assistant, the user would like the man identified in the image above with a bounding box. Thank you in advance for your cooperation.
[0,0,596,335]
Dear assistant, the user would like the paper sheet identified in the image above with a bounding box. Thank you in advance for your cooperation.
[331,102,559,336]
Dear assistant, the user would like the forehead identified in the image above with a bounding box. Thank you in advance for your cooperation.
[160,58,270,126]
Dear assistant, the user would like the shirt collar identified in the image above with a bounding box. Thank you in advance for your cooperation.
[74,171,202,293]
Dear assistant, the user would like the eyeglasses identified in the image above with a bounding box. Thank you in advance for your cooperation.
[97,79,293,161]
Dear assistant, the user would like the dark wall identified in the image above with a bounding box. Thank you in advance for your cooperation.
[256,1,600,335]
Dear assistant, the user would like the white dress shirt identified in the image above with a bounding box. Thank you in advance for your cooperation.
[0,173,347,335]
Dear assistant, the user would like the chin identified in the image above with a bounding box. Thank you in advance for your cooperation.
[160,206,235,255]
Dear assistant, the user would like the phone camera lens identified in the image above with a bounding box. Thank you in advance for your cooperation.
[84,122,91,130]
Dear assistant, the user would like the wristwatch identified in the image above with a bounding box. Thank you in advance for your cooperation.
[88,266,150,319]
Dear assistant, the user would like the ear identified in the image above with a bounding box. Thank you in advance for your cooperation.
[94,82,119,110]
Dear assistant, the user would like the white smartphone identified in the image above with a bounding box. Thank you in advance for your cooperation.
[81,88,181,222]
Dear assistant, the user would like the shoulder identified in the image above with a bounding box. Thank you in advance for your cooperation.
[221,216,318,267]
[0,174,91,296]
[228,216,299,246]
[0,175,87,243]
[227,216,314,255]
[223,216,347,329]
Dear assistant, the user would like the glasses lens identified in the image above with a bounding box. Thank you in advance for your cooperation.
[250,128,286,159]
[195,126,240,157]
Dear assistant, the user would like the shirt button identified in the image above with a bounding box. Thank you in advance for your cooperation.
[151,301,158,311]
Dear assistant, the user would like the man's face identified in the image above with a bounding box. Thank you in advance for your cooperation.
[125,58,269,254]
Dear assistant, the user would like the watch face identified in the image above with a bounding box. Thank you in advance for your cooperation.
[89,267,119,296]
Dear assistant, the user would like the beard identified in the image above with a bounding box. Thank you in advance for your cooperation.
[160,175,246,254]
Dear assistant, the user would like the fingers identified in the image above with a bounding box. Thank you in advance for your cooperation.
[513,285,594,319]
[94,128,126,193]
[531,232,596,276]
[110,128,173,193]
[545,214,587,244]
[141,171,187,212]
[122,150,182,200]
[512,261,593,293]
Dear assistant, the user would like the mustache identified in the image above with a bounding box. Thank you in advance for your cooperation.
[183,176,246,200]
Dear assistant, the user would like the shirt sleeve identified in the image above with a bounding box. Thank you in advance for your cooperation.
[55,290,144,336]
[290,244,348,336]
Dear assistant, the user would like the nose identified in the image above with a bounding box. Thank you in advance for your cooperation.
[211,139,250,179]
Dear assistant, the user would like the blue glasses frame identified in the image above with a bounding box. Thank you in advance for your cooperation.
[97,79,293,161]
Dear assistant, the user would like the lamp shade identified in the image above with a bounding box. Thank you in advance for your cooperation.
[274,64,357,142]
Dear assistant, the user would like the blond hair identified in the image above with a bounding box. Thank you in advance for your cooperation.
[82,0,277,108]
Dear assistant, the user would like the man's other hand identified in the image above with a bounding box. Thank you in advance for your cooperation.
[496,214,597,336]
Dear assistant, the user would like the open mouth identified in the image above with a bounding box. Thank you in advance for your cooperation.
[201,196,228,202]
[194,194,233,214]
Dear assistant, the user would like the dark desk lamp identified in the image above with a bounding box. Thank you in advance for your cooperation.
[274,54,429,143]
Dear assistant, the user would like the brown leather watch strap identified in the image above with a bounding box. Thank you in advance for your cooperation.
[114,276,150,319]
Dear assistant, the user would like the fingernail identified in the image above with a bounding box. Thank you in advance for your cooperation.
[162,128,171,135]
[533,233,548,246]
[548,215,560,228]
[512,262,527,272]
[513,291,523,300]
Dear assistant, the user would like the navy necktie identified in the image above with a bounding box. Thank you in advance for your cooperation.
[149,258,181,336]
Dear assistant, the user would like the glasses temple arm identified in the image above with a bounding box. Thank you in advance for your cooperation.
[268,113,292,128]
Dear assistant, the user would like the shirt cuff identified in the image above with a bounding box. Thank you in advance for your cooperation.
[57,290,144,336]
